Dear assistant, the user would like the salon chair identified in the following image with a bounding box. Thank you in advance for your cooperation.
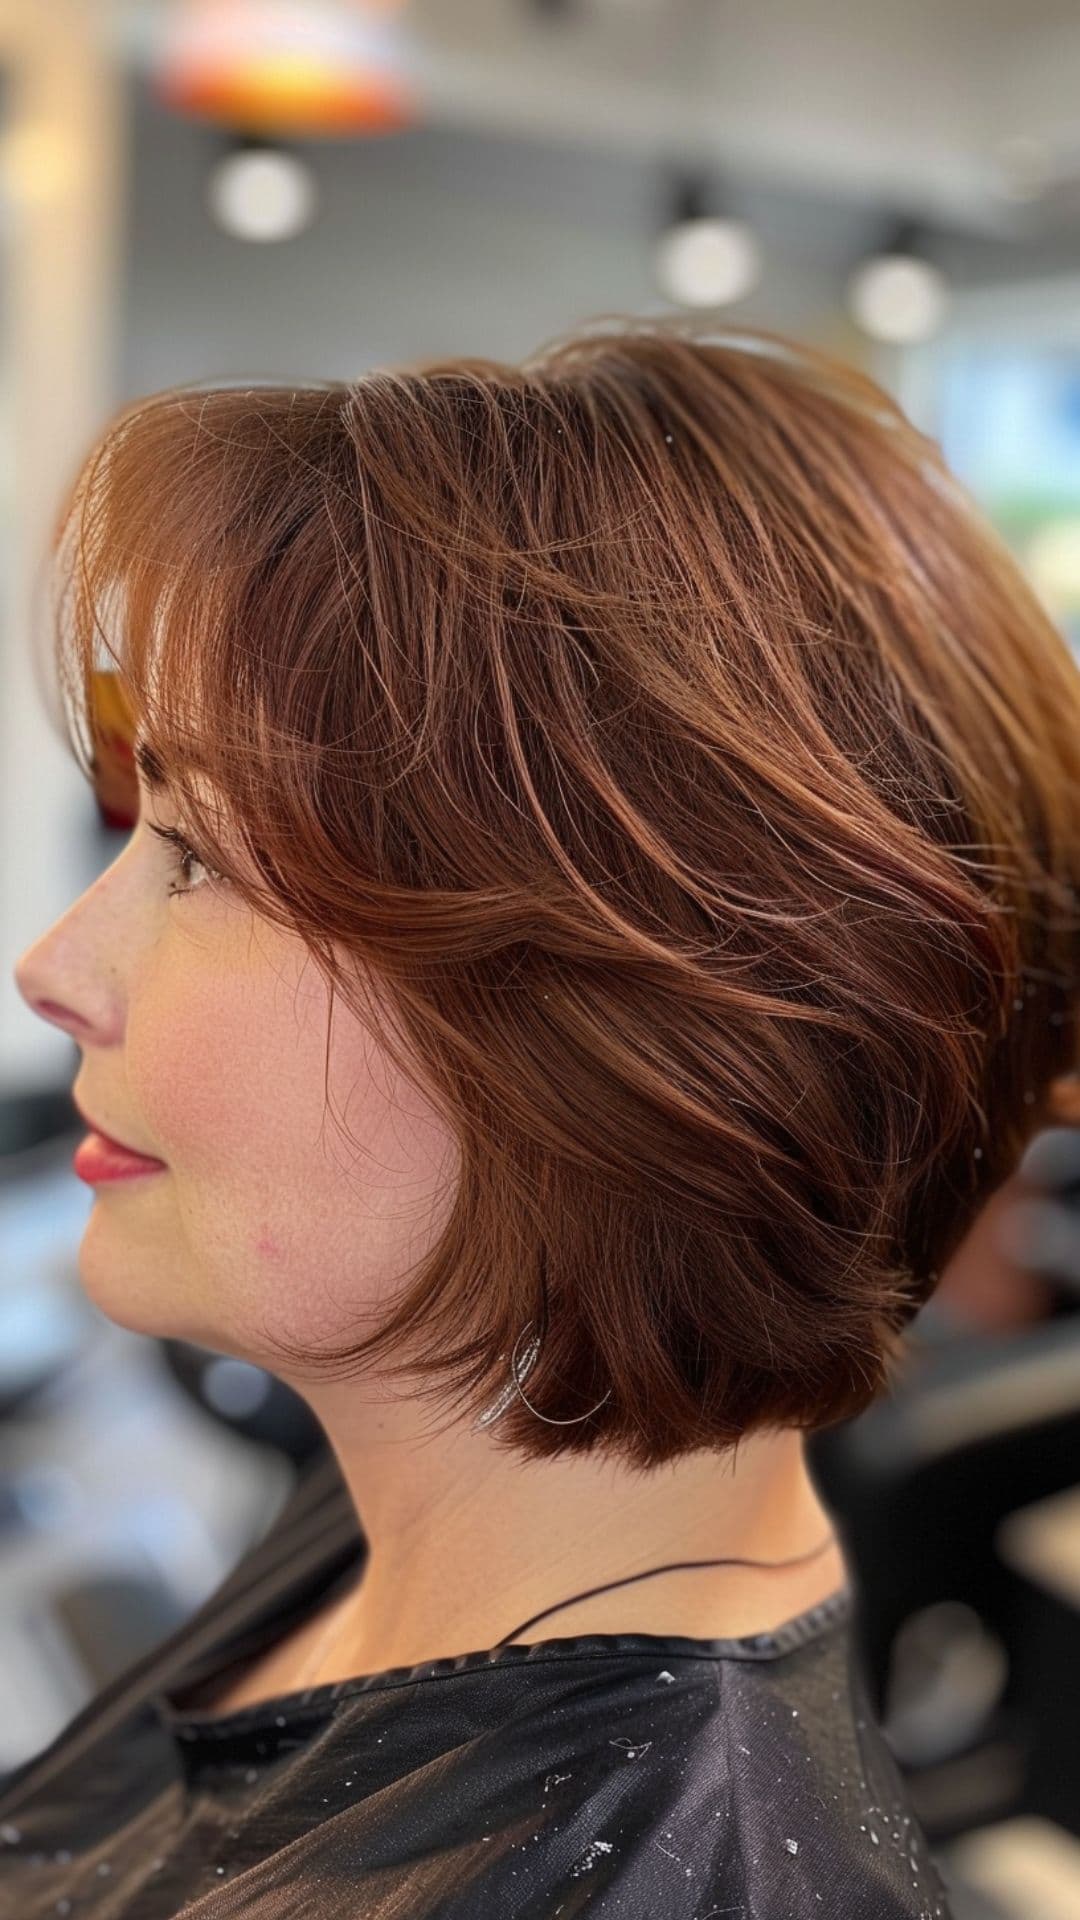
[808,1125,1080,1852]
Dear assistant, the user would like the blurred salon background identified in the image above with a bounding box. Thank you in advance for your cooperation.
[1,5,1080,1914]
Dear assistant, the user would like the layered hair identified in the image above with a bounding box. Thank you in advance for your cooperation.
[47,317,1080,1469]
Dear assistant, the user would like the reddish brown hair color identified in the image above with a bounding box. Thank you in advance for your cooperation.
[47,318,1080,1469]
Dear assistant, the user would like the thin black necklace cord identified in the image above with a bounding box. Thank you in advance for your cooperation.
[494,1528,841,1646]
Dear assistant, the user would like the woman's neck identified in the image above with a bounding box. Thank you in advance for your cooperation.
[285,1416,847,1683]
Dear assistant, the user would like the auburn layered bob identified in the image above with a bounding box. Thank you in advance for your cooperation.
[45,317,1080,1469]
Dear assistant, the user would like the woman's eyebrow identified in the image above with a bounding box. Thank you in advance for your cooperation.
[133,739,169,793]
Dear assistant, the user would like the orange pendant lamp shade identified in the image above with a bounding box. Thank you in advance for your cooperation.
[152,0,417,138]
[89,670,139,831]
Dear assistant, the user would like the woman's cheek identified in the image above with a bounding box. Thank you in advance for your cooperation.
[129,978,254,1168]
[130,919,323,1171]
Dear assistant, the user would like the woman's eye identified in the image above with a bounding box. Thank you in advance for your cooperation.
[145,822,224,901]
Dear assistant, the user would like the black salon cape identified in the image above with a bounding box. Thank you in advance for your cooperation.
[0,1447,955,1919]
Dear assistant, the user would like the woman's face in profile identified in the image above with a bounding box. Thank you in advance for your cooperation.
[13,777,459,1378]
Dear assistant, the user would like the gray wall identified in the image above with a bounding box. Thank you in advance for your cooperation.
[119,76,868,398]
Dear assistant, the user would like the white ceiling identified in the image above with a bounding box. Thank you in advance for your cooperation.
[99,0,1080,234]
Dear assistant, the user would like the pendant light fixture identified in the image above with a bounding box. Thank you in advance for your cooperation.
[151,0,417,140]
[654,171,762,311]
[847,217,950,345]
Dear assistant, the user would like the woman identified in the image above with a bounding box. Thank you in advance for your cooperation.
[7,317,1080,1917]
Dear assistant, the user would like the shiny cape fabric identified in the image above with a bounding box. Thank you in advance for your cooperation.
[0,1449,955,1918]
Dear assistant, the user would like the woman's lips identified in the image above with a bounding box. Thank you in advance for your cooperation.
[73,1131,167,1184]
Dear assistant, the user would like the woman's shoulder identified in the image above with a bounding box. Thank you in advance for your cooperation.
[0,1569,955,1920]
[436,1614,953,1918]
[298,1611,955,1920]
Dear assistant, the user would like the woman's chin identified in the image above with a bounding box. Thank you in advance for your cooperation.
[75,1209,186,1340]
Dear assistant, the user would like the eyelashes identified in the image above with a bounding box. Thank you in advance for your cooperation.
[144,821,225,901]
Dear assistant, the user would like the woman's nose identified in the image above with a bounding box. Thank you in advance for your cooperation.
[13,886,125,1046]
[14,940,95,1040]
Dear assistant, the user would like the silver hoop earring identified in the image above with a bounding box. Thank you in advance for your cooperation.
[472,1318,613,1431]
